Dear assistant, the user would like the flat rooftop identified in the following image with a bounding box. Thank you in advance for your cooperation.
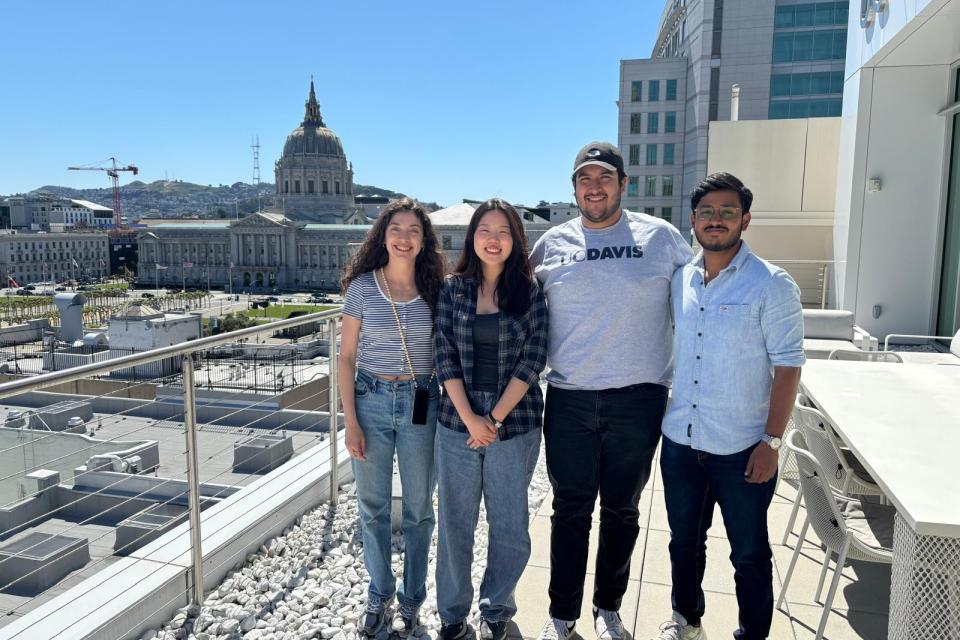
[0,402,327,629]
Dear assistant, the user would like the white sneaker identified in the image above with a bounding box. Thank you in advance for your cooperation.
[653,611,706,640]
[593,607,624,640]
[537,617,576,640]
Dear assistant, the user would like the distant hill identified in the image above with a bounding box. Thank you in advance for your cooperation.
[23,180,439,218]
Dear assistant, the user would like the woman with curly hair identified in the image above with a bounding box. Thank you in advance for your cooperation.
[433,199,549,640]
[339,197,446,639]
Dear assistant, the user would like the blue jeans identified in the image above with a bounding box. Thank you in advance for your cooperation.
[352,369,439,609]
[660,436,776,640]
[435,390,542,624]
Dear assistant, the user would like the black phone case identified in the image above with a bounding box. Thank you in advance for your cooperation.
[411,388,429,425]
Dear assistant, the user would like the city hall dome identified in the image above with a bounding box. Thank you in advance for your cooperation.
[273,78,355,222]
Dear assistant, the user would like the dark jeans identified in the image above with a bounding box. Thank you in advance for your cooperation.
[660,436,776,640]
[543,383,667,620]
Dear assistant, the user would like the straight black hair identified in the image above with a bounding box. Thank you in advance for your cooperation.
[690,172,754,212]
[453,198,532,317]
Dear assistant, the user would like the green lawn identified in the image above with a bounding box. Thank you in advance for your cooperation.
[240,303,337,319]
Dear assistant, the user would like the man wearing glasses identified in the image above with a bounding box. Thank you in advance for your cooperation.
[653,173,804,640]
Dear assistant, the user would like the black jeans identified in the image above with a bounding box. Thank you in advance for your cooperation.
[543,383,667,620]
[660,436,776,640]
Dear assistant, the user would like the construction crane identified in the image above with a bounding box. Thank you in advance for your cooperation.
[67,157,138,229]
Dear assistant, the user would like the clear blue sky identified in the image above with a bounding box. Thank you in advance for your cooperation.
[0,1,660,208]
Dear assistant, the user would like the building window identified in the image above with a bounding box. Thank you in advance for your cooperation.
[295,180,301,194]
[771,74,792,97]
[662,207,673,220]
[665,112,677,133]
[772,71,844,97]
[664,144,675,166]
[711,0,724,57]
[630,113,643,134]
[662,176,674,197]
[647,112,659,134]
[646,145,658,166]
[775,2,848,28]
[631,81,642,102]
[308,180,315,194]
[335,181,341,194]
[812,30,833,59]
[649,80,660,102]
[709,67,720,121]
[773,29,846,63]
[284,181,289,193]
[645,176,657,197]
[643,207,655,215]
[769,98,842,119]
[627,177,639,197]
[666,79,678,101]
[773,33,793,63]
[629,144,641,166]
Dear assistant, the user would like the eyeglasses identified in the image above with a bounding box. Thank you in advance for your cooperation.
[694,205,742,221]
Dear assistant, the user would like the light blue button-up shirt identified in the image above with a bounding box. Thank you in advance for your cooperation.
[662,241,806,455]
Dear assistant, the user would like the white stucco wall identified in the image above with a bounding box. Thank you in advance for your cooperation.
[833,0,959,337]
[707,118,838,272]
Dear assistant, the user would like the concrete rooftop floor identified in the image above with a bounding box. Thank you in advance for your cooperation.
[510,447,889,640]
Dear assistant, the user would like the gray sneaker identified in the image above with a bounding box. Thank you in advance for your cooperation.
[593,607,624,640]
[653,611,706,640]
[360,597,389,637]
[537,618,576,640]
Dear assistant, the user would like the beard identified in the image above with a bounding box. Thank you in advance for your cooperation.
[577,190,622,225]
[695,224,743,252]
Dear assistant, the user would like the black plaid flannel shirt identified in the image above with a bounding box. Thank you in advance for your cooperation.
[434,275,549,440]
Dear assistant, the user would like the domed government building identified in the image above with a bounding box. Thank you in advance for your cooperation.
[273,80,361,224]
[137,80,371,292]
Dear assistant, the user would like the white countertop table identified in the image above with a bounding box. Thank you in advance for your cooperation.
[800,359,960,639]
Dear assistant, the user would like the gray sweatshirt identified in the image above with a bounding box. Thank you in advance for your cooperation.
[530,209,693,390]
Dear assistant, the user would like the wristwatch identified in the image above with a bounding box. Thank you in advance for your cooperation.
[760,433,782,450]
[488,412,504,430]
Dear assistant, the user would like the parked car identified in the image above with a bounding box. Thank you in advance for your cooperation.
[141,292,155,299]
[16,289,33,296]
[55,286,67,292]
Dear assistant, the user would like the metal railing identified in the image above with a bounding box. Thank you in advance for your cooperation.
[0,307,343,624]
[769,260,833,309]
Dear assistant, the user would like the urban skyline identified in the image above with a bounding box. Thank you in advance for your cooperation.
[0,1,660,208]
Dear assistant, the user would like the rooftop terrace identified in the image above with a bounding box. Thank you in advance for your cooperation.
[0,308,952,640]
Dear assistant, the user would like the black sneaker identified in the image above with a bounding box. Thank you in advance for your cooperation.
[440,620,471,640]
[392,602,420,638]
[479,619,508,640]
[360,597,388,637]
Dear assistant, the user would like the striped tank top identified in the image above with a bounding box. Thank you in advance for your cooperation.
[342,271,434,375]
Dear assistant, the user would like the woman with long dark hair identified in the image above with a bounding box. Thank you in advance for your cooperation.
[339,197,445,639]
[433,198,549,640]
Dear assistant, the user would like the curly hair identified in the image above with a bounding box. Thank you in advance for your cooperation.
[341,197,445,310]
[453,198,533,317]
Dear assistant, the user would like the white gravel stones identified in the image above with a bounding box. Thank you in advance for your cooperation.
[146,447,550,640]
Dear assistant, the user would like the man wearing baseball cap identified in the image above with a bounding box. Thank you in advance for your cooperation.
[530,142,693,640]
